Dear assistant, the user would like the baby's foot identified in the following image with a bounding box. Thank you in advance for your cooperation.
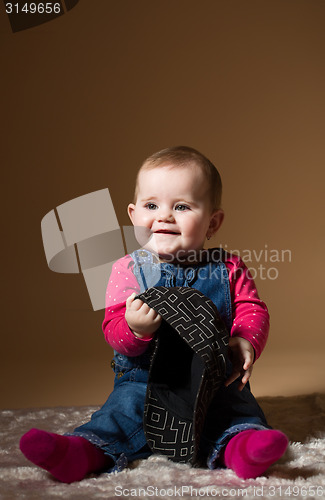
[20,428,112,483]
[224,429,288,479]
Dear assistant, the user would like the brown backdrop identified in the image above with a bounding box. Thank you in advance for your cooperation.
[1,0,324,409]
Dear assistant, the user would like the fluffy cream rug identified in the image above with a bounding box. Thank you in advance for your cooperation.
[1,394,325,499]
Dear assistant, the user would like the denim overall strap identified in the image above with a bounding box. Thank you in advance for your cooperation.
[131,249,162,293]
[131,249,198,288]
[191,249,233,333]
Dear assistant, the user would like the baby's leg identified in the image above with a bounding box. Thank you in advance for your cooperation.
[223,429,288,479]
[20,373,149,482]
[205,361,288,477]
[20,429,112,483]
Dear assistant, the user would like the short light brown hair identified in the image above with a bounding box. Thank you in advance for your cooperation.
[134,146,222,210]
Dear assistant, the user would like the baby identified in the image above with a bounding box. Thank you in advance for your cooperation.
[20,146,288,482]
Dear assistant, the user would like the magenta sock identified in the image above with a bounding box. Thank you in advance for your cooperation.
[20,428,112,483]
[224,429,288,479]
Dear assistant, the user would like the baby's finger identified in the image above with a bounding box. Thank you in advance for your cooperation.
[243,359,252,371]
[243,351,254,371]
[139,303,159,318]
[152,312,162,324]
[125,292,136,308]
[129,297,145,312]
[146,307,161,319]
[238,366,253,391]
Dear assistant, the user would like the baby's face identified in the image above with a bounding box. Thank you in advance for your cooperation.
[128,164,220,260]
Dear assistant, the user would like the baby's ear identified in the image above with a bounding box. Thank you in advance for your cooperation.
[207,209,224,238]
[127,203,136,223]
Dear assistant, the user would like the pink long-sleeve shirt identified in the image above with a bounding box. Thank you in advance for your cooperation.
[102,251,269,361]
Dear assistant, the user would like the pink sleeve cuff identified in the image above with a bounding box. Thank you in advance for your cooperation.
[104,313,154,357]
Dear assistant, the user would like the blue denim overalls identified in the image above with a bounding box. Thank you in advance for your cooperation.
[72,248,269,471]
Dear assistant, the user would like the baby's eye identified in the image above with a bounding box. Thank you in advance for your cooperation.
[145,203,158,210]
[175,204,190,211]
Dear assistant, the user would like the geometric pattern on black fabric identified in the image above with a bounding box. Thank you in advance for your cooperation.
[144,386,194,462]
[138,286,229,465]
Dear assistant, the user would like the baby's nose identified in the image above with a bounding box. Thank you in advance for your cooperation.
[157,208,174,222]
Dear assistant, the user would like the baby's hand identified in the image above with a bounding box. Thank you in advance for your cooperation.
[125,293,162,339]
[225,337,255,391]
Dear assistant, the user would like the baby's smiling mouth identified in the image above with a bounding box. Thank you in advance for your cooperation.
[154,229,180,235]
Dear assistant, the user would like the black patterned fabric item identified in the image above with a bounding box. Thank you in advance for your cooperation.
[137,286,229,465]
